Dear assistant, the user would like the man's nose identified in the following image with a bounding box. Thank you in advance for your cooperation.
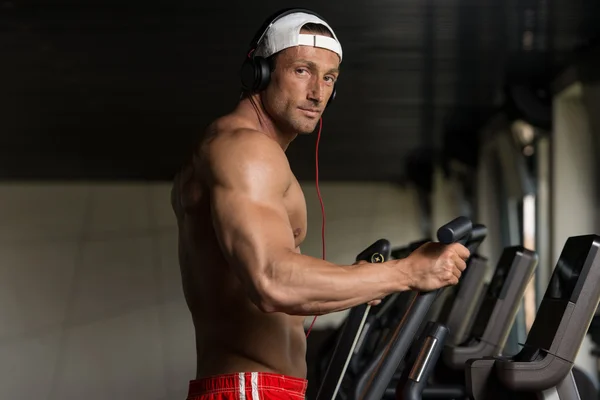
[308,78,324,103]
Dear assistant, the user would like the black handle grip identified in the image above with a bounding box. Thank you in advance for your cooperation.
[316,239,391,400]
[436,216,472,245]
[391,247,411,260]
[465,224,488,254]
[468,224,487,244]
[357,218,472,400]
[400,322,449,400]
[356,239,391,263]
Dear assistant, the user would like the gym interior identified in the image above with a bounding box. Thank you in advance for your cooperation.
[2,0,600,399]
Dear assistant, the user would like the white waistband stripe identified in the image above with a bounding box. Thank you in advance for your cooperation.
[251,372,260,400]
[238,373,246,400]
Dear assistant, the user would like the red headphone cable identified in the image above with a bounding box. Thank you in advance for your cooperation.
[305,117,326,339]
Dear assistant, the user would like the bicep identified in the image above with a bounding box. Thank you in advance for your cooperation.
[205,130,298,298]
[210,185,297,275]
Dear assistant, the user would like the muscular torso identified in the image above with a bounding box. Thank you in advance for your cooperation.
[171,122,309,379]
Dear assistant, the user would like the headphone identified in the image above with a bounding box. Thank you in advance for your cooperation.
[240,7,337,105]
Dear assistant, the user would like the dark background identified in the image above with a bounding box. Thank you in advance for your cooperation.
[1,0,599,181]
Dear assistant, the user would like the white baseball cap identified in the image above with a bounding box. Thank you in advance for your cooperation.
[253,11,343,62]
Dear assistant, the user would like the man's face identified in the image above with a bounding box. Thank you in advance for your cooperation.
[261,41,340,135]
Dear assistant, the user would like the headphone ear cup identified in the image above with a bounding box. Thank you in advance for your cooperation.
[254,56,272,92]
[240,58,258,92]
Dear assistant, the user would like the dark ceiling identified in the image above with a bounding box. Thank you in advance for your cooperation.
[1,0,598,182]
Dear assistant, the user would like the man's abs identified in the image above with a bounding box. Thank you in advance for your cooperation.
[189,287,308,379]
[172,161,308,379]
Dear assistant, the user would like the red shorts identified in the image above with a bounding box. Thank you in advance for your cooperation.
[187,372,308,400]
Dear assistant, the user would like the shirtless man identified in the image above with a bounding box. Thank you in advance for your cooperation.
[171,8,470,400]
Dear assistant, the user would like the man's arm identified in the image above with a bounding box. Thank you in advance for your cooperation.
[206,130,412,316]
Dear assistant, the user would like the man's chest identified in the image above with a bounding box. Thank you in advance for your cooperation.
[283,177,308,248]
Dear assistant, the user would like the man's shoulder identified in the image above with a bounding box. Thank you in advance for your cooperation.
[201,117,291,188]
[205,117,276,148]
[203,117,287,166]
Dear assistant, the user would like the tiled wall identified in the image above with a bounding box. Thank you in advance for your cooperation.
[0,181,421,400]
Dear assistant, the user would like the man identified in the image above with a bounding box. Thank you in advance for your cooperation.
[171,8,470,400]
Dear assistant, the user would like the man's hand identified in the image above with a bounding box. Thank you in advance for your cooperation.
[402,242,471,292]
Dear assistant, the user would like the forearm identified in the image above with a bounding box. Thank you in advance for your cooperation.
[260,251,412,316]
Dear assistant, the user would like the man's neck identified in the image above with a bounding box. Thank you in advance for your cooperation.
[236,95,297,151]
